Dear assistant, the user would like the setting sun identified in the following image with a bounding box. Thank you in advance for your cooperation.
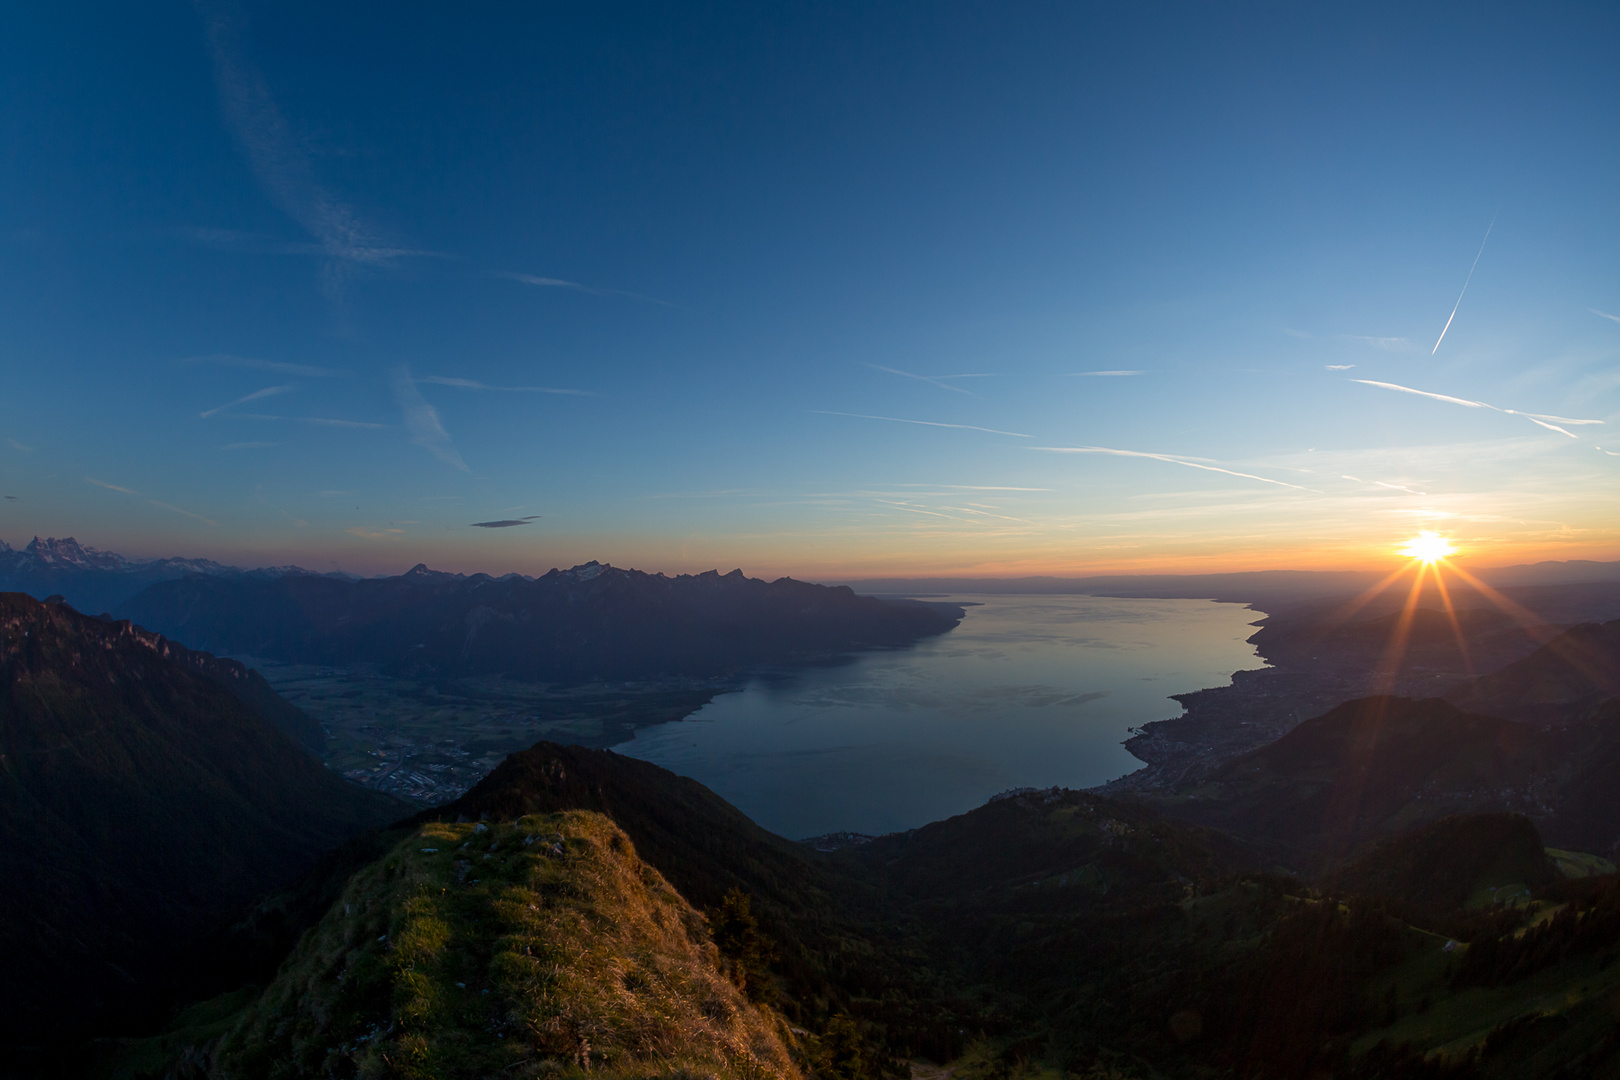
[1399,530,1456,564]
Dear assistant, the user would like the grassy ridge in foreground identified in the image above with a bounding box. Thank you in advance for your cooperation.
[217,812,801,1080]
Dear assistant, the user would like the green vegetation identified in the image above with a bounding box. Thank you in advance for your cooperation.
[215,813,802,1080]
[1547,848,1617,879]
[711,888,778,1001]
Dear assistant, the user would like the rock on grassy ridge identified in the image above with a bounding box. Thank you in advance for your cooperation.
[214,811,802,1080]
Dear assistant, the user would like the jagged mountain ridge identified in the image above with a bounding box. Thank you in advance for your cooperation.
[119,561,965,681]
[0,593,405,1047]
[0,535,281,615]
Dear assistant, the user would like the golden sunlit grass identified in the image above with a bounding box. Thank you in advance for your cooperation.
[1399,530,1456,564]
[217,812,803,1080]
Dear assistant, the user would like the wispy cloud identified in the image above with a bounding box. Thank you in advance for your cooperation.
[1325,364,1356,371]
[199,384,294,418]
[809,410,1034,438]
[645,489,774,500]
[1068,370,1143,377]
[234,414,389,429]
[391,368,468,471]
[1033,446,1315,491]
[1591,309,1620,326]
[84,475,217,523]
[346,526,404,540]
[180,353,347,378]
[498,272,674,308]
[1351,379,1603,439]
[1341,335,1417,352]
[7,439,33,454]
[194,0,434,295]
[890,484,1053,491]
[1342,474,1426,495]
[418,376,594,396]
[147,500,218,526]
[469,516,541,528]
[865,364,994,395]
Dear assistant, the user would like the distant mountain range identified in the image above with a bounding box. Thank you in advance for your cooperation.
[117,561,963,682]
[0,538,964,683]
[0,535,321,615]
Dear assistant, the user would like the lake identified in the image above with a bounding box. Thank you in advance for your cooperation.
[613,594,1265,838]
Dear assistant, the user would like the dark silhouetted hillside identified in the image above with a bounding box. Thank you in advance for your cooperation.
[0,593,404,1047]
[1447,618,1620,719]
[1169,697,1555,860]
[1323,813,1555,920]
[1250,606,1562,676]
[120,561,963,681]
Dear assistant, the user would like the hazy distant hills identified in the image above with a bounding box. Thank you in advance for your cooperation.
[1448,619,1620,719]
[118,561,963,681]
[1164,690,1620,862]
[833,559,1620,605]
[0,593,404,1046]
[1249,605,1564,675]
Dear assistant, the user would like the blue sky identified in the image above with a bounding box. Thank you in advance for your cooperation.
[2,1,1617,577]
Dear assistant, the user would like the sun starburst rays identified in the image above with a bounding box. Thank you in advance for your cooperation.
[1398,530,1456,564]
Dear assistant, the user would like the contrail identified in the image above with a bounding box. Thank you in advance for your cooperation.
[1351,379,1494,410]
[199,385,294,418]
[809,410,1033,438]
[1350,378,1603,439]
[1034,445,1316,491]
[864,364,992,395]
[1432,215,1496,355]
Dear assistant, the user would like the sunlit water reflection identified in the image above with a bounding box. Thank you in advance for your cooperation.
[614,594,1265,838]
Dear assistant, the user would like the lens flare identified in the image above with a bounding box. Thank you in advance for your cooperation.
[1399,530,1455,564]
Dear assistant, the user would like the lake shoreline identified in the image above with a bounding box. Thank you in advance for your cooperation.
[614,594,1267,838]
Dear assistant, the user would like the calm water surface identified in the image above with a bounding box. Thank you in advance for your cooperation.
[614,594,1264,838]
